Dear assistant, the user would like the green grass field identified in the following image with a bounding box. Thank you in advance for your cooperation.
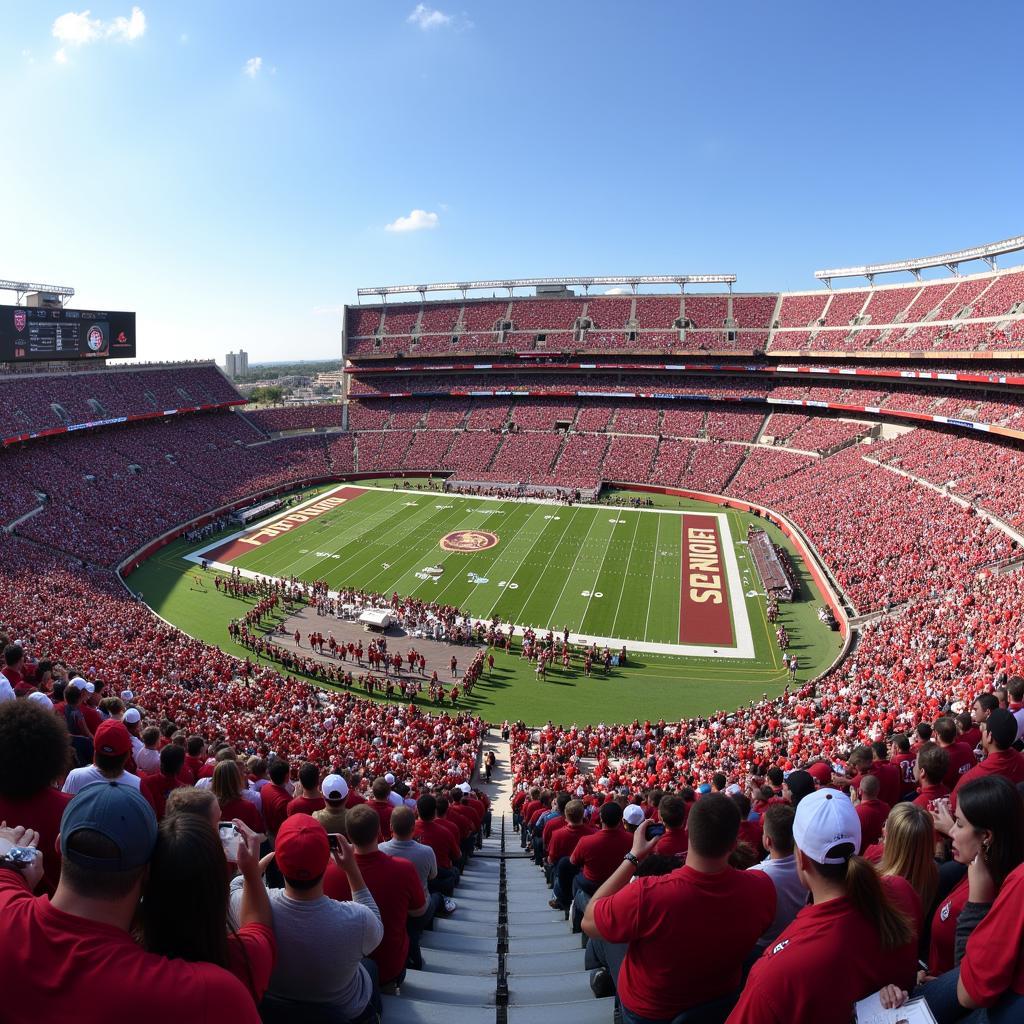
[127,482,845,725]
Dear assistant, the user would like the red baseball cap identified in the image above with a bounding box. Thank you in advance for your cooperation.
[805,761,832,786]
[94,719,131,758]
[275,813,329,881]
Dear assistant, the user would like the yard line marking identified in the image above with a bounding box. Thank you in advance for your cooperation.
[480,502,554,620]
[609,512,643,639]
[643,514,663,643]
[580,509,622,627]
[513,505,586,626]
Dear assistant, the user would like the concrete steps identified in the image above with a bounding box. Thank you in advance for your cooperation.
[382,816,605,1024]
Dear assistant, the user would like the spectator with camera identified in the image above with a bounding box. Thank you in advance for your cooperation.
[324,803,429,986]
[0,784,264,1022]
[584,794,776,1023]
[230,813,383,1022]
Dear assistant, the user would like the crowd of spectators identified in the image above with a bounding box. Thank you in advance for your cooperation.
[243,405,344,435]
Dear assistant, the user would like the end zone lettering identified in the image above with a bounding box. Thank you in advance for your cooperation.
[239,495,350,546]
[687,527,723,603]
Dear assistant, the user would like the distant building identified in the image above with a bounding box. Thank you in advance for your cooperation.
[224,349,248,379]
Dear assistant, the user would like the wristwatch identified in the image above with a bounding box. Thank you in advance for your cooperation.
[623,852,639,866]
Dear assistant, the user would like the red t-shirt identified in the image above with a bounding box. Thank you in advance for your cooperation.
[183,754,206,785]
[653,826,688,860]
[367,799,394,841]
[226,923,277,1002]
[0,787,71,896]
[571,827,632,884]
[436,815,462,848]
[873,761,903,808]
[324,850,424,984]
[259,783,292,835]
[855,798,890,853]
[952,749,1024,809]
[960,862,1024,1004]
[547,823,596,864]
[541,815,566,849]
[595,865,776,1019]
[219,797,265,834]
[738,819,765,857]
[891,752,917,793]
[942,743,978,789]
[928,873,969,976]
[912,782,950,810]
[413,818,461,869]
[725,876,920,1024]
[344,790,367,809]
[0,869,263,1023]
[286,794,326,818]
[446,804,474,841]
[140,773,184,822]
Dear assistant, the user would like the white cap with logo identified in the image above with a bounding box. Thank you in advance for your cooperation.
[793,788,861,865]
[321,774,349,801]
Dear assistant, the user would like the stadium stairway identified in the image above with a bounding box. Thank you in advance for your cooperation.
[382,816,610,1024]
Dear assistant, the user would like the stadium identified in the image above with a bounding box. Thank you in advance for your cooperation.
[4,5,1024,1024]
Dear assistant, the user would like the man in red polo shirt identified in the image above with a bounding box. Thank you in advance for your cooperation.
[324,805,427,987]
[547,799,596,910]
[952,709,1024,809]
[437,794,471,865]
[367,777,395,841]
[652,794,688,860]
[934,717,977,790]
[259,759,294,837]
[414,793,461,895]
[140,744,188,822]
[853,774,890,852]
[911,743,950,809]
[183,735,207,785]
[286,762,326,818]
[870,741,903,808]
[570,801,632,931]
[585,794,776,1022]
[888,733,917,800]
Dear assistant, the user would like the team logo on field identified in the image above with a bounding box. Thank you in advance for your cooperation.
[13,310,26,332]
[440,530,499,552]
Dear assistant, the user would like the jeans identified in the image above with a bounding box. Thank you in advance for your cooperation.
[552,856,579,907]
[921,966,1024,1024]
[429,867,458,897]
[407,892,443,971]
[618,992,739,1024]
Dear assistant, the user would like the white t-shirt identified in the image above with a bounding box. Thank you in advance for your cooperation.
[0,677,15,703]
[62,766,142,795]
[134,746,162,775]
[748,853,808,949]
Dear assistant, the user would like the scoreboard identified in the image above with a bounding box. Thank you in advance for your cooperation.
[0,304,136,362]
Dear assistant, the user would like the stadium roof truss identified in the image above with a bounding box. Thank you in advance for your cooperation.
[0,278,75,304]
[815,234,1024,287]
[356,275,737,301]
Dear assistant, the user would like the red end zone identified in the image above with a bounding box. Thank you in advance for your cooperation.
[202,487,367,563]
[679,514,734,646]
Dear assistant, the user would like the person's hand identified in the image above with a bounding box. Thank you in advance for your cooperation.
[330,832,358,873]
[0,823,44,892]
[630,821,661,861]
[232,819,265,881]
[967,850,996,905]
[930,798,954,837]
[878,985,909,1009]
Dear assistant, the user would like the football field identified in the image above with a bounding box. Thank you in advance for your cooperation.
[191,484,762,657]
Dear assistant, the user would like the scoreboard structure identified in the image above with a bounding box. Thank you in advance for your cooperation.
[0,303,136,362]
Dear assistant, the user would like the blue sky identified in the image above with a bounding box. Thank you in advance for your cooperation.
[1,1,1023,364]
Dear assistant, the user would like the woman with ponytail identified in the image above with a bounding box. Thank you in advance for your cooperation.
[878,802,940,916]
[726,788,920,1024]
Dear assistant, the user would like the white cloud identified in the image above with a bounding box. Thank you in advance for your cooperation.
[108,6,146,41]
[243,56,262,78]
[604,287,630,295]
[385,209,440,233]
[408,4,451,30]
[52,6,145,62]
[53,10,103,47]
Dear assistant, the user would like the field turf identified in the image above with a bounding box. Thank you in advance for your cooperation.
[128,483,845,725]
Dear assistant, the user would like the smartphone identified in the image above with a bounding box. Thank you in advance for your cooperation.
[645,822,666,840]
[219,823,241,861]
[328,833,343,851]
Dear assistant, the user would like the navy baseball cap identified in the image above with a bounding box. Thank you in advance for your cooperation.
[60,782,158,872]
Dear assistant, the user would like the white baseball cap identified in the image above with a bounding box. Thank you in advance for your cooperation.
[123,708,142,726]
[622,805,646,827]
[321,774,349,801]
[27,691,53,710]
[459,782,471,794]
[120,690,135,702]
[793,788,861,865]
[69,677,89,691]
[384,772,396,785]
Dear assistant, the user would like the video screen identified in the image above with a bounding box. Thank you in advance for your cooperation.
[0,304,136,361]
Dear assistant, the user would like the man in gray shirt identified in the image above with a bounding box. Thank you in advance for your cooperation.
[746,803,807,951]
[230,812,383,1020]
